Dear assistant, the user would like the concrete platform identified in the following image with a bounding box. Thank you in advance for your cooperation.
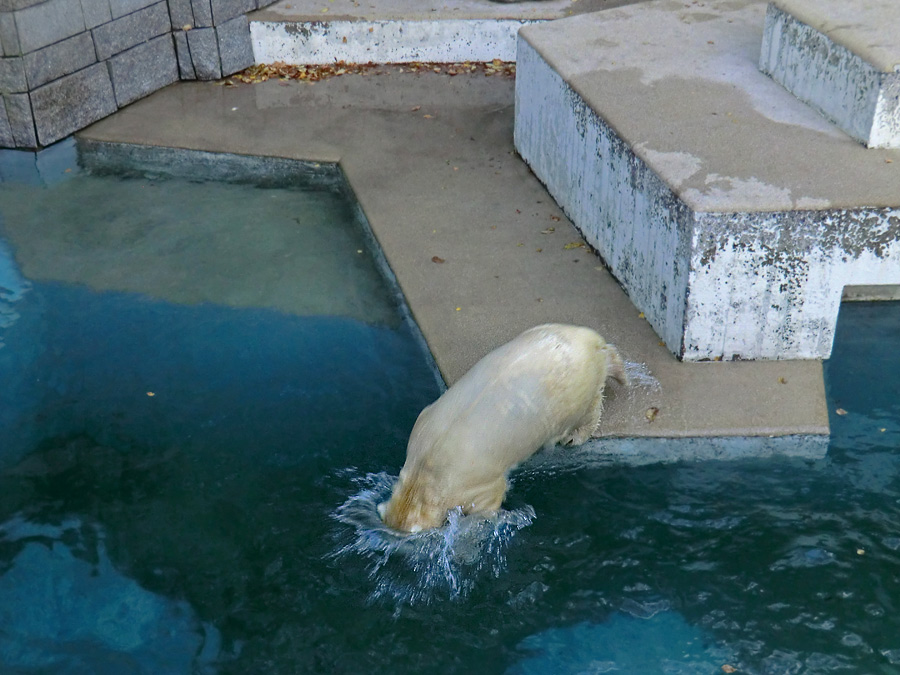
[515,0,900,362]
[77,68,828,460]
[249,0,644,64]
[760,0,900,149]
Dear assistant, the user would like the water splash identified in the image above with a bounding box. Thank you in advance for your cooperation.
[330,472,535,608]
[624,360,661,392]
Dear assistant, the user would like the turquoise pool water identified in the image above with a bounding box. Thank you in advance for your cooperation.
[0,142,898,674]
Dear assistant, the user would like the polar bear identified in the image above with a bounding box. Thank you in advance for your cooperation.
[378,324,627,533]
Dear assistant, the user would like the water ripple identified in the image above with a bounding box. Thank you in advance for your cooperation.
[330,471,535,608]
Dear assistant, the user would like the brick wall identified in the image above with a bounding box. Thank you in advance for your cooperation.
[0,0,276,148]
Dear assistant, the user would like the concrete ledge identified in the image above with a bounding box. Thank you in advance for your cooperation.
[529,434,828,470]
[250,19,536,65]
[760,0,900,149]
[515,0,900,361]
[247,0,652,65]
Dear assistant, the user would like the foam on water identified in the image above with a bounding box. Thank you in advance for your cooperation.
[330,471,535,608]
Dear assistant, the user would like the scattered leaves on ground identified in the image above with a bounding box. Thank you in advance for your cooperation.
[222,60,515,86]
[645,407,660,423]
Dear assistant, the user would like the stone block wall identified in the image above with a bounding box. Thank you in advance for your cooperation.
[0,0,275,148]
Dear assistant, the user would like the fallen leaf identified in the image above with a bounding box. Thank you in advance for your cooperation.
[638,312,645,318]
[835,408,848,416]
[455,307,461,311]
[857,548,865,555]
[411,105,421,111]
[886,158,894,164]
[722,667,737,674]
[423,114,434,119]
[431,256,445,263]
[564,241,584,250]
[550,215,561,221]
[147,392,155,397]
[880,428,887,433]
[645,407,660,423]
[541,227,555,234]
[778,376,787,384]
[535,248,543,252]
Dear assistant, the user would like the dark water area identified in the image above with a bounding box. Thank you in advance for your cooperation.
[1,142,899,674]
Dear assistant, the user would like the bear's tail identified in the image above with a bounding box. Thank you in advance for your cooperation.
[604,344,628,386]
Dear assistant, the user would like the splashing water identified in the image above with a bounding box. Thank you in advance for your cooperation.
[331,472,535,608]
[623,360,661,391]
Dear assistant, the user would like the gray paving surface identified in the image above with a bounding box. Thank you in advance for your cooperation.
[252,0,644,23]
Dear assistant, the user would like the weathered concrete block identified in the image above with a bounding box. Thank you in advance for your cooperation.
[0,97,13,146]
[24,32,96,89]
[172,30,195,79]
[210,0,252,26]
[0,56,26,92]
[186,26,220,79]
[251,19,531,65]
[0,13,20,56]
[109,0,156,19]
[515,2,900,361]
[760,1,900,149]
[190,0,212,28]
[3,92,36,146]
[31,63,116,146]
[80,0,111,28]
[108,33,177,106]
[13,0,86,53]
[217,15,251,76]
[167,0,194,29]
[91,1,168,61]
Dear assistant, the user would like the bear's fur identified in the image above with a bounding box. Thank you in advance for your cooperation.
[378,324,626,532]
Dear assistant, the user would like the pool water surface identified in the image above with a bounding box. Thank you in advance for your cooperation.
[0,142,898,674]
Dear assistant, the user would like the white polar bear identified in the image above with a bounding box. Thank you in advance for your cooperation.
[378,324,627,533]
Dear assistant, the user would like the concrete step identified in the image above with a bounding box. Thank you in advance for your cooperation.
[760,0,900,149]
[514,0,900,361]
[247,0,639,64]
